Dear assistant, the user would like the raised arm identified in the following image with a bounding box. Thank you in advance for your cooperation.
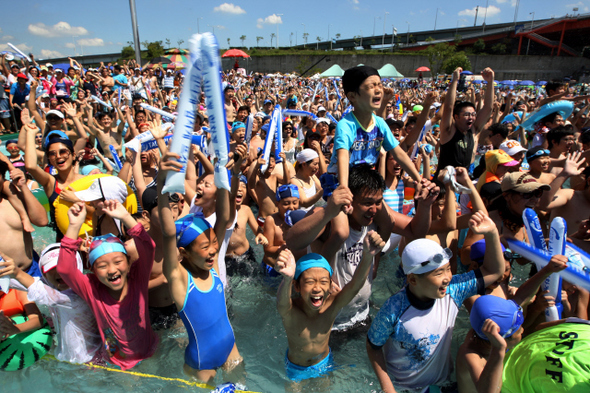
[274,248,296,317]
[470,211,505,287]
[440,68,461,145]
[473,68,495,135]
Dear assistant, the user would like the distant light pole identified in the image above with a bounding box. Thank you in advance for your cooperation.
[382,11,389,47]
[328,24,331,50]
[290,32,293,46]
[208,25,215,34]
[391,25,396,51]
[526,12,535,55]
[276,14,283,49]
[301,23,306,48]
[406,21,410,45]
[434,8,439,30]
[360,29,363,47]
[482,0,489,32]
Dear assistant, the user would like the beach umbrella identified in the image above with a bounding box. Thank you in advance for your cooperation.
[146,57,172,69]
[519,80,535,86]
[536,81,547,86]
[461,70,473,75]
[221,49,250,58]
[501,80,516,85]
[400,78,410,82]
[472,80,483,84]
[164,48,189,69]
[415,66,430,72]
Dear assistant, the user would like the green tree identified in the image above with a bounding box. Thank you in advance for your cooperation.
[141,40,149,50]
[335,33,341,40]
[422,42,456,77]
[473,39,486,54]
[256,36,263,47]
[442,52,472,74]
[177,39,184,48]
[491,43,507,54]
[303,32,309,47]
[121,45,135,60]
[426,36,435,42]
[147,41,165,59]
[240,35,246,47]
[316,36,322,50]
[454,34,462,45]
[165,38,171,48]
[227,38,231,47]
[270,33,276,47]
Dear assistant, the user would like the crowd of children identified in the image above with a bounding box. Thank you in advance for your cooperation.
[1,50,590,393]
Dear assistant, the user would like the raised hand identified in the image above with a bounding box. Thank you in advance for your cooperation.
[414,178,440,206]
[326,185,354,217]
[275,248,296,278]
[452,67,463,81]
[481,319,507,350]
[562,151,586,177]
[159,151,183,173]
[101,200,130,220]
[62,102,77,118]
[542,255,568,274]
[469,211,496,235]
[67,202,87,228]
[481,67,495,83]
[20,108,32,125]
[363,230,386,256]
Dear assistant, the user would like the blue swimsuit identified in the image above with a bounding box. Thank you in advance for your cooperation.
[179,269,235,370]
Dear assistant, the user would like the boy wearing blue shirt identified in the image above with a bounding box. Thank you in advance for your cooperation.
[366,211,505,393]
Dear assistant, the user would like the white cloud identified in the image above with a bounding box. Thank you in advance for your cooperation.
[566,2,589,11]
[459,5,501,18]
[2,35,14,40]
[77,38,104,47]
[256,14,283,29]
[28,22,88,38]
[40,49,63,58]
[0,43,32,53]
[213,3,246,14]
[496,0,517,6]
[65,43,75,48]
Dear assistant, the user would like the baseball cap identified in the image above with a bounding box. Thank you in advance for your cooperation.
[39,243,83,274]
[264,99,273,105]
[17,73,28,80]
[296,148,319,164]
[317,106,326,112]
[499,140,527,157]
[470,295,524,339]
[501,172,551,193]
[402,238,453,275]
[75,176,128,204]
[55,69,63,73]
[294,253,333,280]
[316,117,330,125]
[175,213,212,248]
[485,149,519,169]
[386,118,404,130]
[45,63,53,68]
[88,234,127,266]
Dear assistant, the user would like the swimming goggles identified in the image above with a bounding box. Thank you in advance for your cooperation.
[526,149,550,161]
[503,303,524,338]
[406,248,453,275]
[89,234,124,252]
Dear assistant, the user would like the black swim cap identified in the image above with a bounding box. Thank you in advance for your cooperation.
[342,66,380,95]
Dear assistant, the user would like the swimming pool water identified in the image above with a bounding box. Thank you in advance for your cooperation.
[4,202,532,393]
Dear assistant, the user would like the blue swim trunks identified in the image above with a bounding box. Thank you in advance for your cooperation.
[25,252,42,278]
[285,349,334,382]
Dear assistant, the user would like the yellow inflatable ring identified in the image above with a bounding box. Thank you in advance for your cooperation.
[54,174,137,237]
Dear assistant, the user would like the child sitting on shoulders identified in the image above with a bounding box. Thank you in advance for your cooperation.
[0,244,101,363]
[57,199,158,370]
[275,229,385,383]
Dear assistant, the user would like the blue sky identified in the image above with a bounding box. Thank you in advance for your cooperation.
[0,0,584,60]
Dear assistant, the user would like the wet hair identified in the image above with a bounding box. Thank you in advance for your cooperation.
[545,81,564,95]
[453,101,476,117]
[97,111,114,120]
[546,125,574,149]
[488,123,509,139]
[114,65,122,72]
[134,109,147,121]
[405,117,418,127]
[349,164,385,196]
[237,105,250,114]
[541,111,562,126]
[0,160,7,178]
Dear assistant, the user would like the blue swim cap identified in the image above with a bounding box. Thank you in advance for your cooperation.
[231,121,246,133]
[294,253,333,280]
[175,213,212,248]
[239,174,248,185]
[276,184,300,201]
[81,165,101,176]
[44,130,73,152]
[470,239,506,265]
[470,295,524,339]
[88,234,127,266]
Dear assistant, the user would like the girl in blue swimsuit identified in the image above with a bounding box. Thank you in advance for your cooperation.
[157,151,243,384]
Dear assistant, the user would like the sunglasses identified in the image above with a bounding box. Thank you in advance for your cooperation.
[47,148,71,160]
[284,127,293,130]
[517,189,543,199]
[6,146,19,150]
[46,115,62,121]
[503,305,524,338]
[90,235,124,251]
